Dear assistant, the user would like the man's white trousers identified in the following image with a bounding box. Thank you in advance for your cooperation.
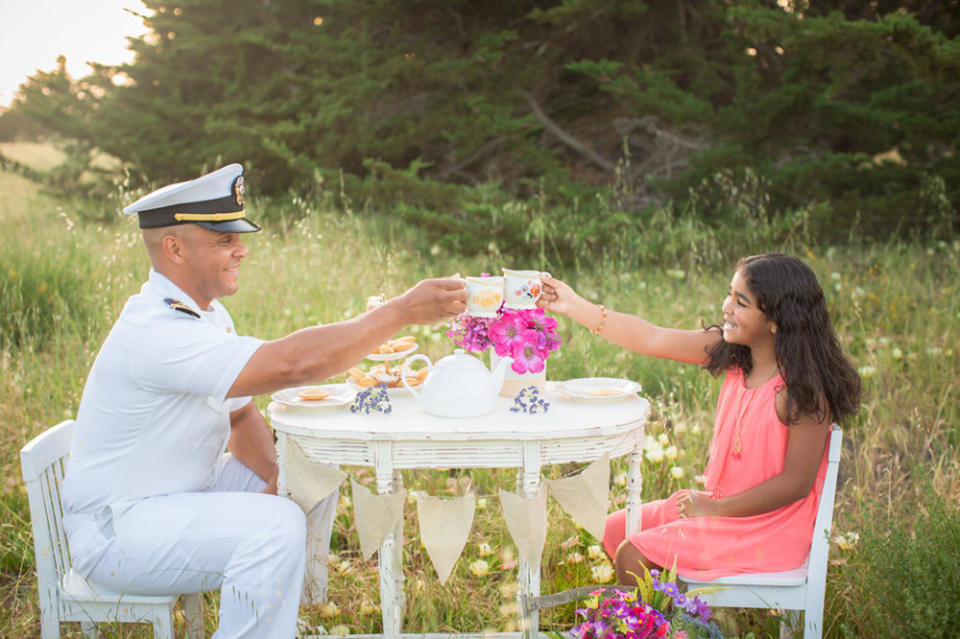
[64,455,332,638]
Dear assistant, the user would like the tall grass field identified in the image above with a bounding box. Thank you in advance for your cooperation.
[2,143,958,637]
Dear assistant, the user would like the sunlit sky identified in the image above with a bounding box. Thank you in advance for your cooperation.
[0,0,149,107]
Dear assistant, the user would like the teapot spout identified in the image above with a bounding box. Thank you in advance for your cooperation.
[491,351,511,394]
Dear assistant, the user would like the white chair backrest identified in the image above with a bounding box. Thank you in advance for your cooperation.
[20,419,76,615]
[805,427,842,589]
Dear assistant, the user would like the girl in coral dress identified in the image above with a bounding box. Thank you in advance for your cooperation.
[538,253,861,583]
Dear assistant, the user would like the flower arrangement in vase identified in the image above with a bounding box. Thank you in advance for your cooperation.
[446,304,562,395]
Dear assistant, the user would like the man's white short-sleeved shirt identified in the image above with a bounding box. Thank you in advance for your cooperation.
[62,269,265,515]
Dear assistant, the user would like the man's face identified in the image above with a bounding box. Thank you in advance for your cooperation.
[178,225,249,307]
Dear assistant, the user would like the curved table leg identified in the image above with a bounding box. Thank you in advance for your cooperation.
[625,434,644,536]
[375,442,403,638]
[518,441,542,639]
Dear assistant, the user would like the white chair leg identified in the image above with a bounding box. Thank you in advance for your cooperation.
[804,605,823,639]
[39,616,60,639]
[81,621,97,638]
[152,607,175,639]
[183,593,204,639]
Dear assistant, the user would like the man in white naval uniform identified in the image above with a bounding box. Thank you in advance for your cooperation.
[60,164,467,638]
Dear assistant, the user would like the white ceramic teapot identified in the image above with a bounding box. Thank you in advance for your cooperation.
[401,349,510,417]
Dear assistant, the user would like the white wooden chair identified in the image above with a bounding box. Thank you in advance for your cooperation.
[682,427,843,639]
[20,419,203,639]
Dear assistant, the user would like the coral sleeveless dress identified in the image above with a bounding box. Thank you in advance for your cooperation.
[602,367,829,580]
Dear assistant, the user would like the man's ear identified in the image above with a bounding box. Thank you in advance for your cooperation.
[162,233,185,264]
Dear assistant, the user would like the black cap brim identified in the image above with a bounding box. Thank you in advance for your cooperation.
[196,218,262,233]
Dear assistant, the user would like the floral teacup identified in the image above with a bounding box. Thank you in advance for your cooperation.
[502,269,542,309]
[463,276,504,317]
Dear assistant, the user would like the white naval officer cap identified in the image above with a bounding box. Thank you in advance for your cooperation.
[122,163,261,233]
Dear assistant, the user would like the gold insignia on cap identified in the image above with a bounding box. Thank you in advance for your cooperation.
[234,176,245,207]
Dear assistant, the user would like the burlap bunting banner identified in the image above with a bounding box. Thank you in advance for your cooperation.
[546,453,610,541]
[416,492,476,584]
[351,478,406,559]
[284,439,348,513]
[499,484,548,567]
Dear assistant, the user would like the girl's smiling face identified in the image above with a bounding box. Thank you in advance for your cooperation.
[721,268,777,347]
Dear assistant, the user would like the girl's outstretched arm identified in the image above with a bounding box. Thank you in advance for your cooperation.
[538,273,720,365]
[679,394,831,519]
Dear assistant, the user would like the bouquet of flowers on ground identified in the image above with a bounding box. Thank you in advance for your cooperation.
[567,563,723,639]
[446,305,562,374]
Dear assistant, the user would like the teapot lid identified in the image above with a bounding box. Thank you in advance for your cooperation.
[436,349,486,370]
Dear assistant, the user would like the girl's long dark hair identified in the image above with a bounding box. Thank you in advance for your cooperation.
[704,253,861,425]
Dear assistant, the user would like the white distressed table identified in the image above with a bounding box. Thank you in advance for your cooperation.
[267,383,649,639]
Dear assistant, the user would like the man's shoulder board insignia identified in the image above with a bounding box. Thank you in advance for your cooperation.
[163,297,200,318]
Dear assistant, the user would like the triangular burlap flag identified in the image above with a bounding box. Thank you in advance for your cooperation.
[416,492,475,584]
[499,484,548,567]
[546,453,610,541]
[352,478,406,560]
[285,439,348,513]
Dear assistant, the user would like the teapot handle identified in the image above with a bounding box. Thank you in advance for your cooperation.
[401,354,432,399]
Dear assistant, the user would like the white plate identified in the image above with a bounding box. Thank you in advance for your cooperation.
[271,384,356,409]
[557,377,642,403]
[366,343,418,361]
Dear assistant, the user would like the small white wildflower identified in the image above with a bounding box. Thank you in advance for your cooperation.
[670,466,685,479]
[878,336,890,345]
[359,601,379,615]
[857,365,876,378]
[478,542,493,557]
[477,497,488,509]
[665,445,678,461]
[330,625,351,636]
[666,268,686,280]
[831,272,842,282]
[319,601,340,617]
[613,472,627,487]
[926,346,943,356]
[587,544,604,560]
[658,433,670,446]
[645,447,665,463]
[469,559,490,576]
[892,347,903,360]
[430,244,442,256]
[590,563,615,583]
[565,552,585,564]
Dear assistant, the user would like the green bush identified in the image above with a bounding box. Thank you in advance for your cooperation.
[828,474,960,638]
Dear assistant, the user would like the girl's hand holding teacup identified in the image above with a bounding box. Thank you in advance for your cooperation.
[537,272,579,316]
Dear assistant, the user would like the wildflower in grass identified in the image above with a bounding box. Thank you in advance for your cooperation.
[469,559,490,576]
[590,563,615,583]
[330,624,351,635]
[566,551,585,564]
[658,433,670,446]
[587,544,604,560]
[857,365,876,377]
[359,601,379,615]
[645,443,665,463]
[319,601,340,617]
[499,581,520,598]
[338,494,351,509]
[832,531,860,551]
[477,497,488,509]
[892,347,903,360]
[614,472,627,486]
[667,268,686,280]
[665,445,678,461]
[561,535,579,549]
[670,466,685,480]
[477,542,494,557]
